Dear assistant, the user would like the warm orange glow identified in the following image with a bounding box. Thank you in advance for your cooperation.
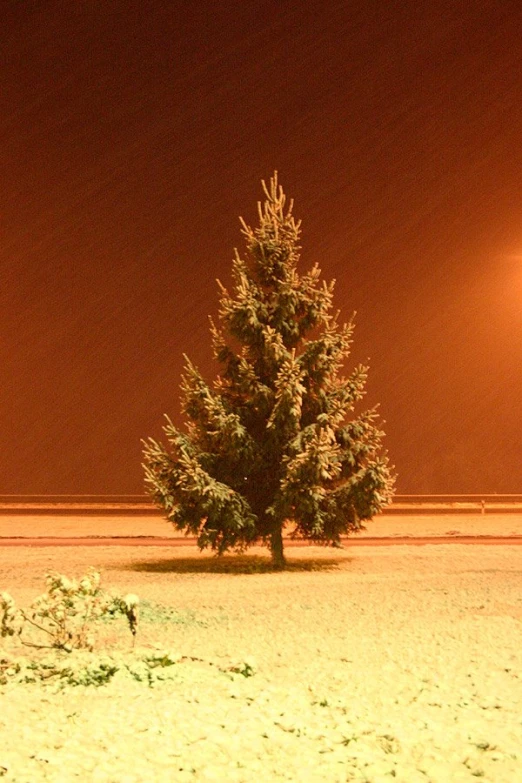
[2,2,521,494]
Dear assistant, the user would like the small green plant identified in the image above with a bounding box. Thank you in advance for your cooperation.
[0,648,257,688]
[0,570,256,688]
[21,655,121,687]
[229,658,257,677]
[0,568,139,653]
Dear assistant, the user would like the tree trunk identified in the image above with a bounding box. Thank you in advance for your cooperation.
[270,525,286,569]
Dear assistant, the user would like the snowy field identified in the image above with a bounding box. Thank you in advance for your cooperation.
[2,509,522,539]
[0,515,521,782]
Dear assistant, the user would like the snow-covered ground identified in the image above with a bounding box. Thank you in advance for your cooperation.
[0,517,521,782]
[1,510,522,539]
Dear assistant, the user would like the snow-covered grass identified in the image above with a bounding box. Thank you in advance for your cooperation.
[1,538,522,782]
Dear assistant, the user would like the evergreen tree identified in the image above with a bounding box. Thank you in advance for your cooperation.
[142,174,395,568]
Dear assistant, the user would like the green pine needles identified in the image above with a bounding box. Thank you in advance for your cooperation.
[142,173,395,568]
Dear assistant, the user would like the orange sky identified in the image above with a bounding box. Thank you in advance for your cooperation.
[1,0,522,494]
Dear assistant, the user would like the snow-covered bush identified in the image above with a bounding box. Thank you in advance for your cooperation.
[0,568,138,653]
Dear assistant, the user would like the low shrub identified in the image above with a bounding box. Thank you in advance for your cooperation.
[0,568,138,653]
[0,569,256,688]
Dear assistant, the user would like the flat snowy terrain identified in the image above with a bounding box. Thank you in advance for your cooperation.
[0,515,521,782]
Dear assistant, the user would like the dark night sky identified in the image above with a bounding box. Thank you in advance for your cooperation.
[2,0,522,495]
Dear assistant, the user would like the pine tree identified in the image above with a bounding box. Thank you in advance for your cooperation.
[142,174,395,568]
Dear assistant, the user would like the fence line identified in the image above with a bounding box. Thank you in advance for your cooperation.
[0,494,521,515]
